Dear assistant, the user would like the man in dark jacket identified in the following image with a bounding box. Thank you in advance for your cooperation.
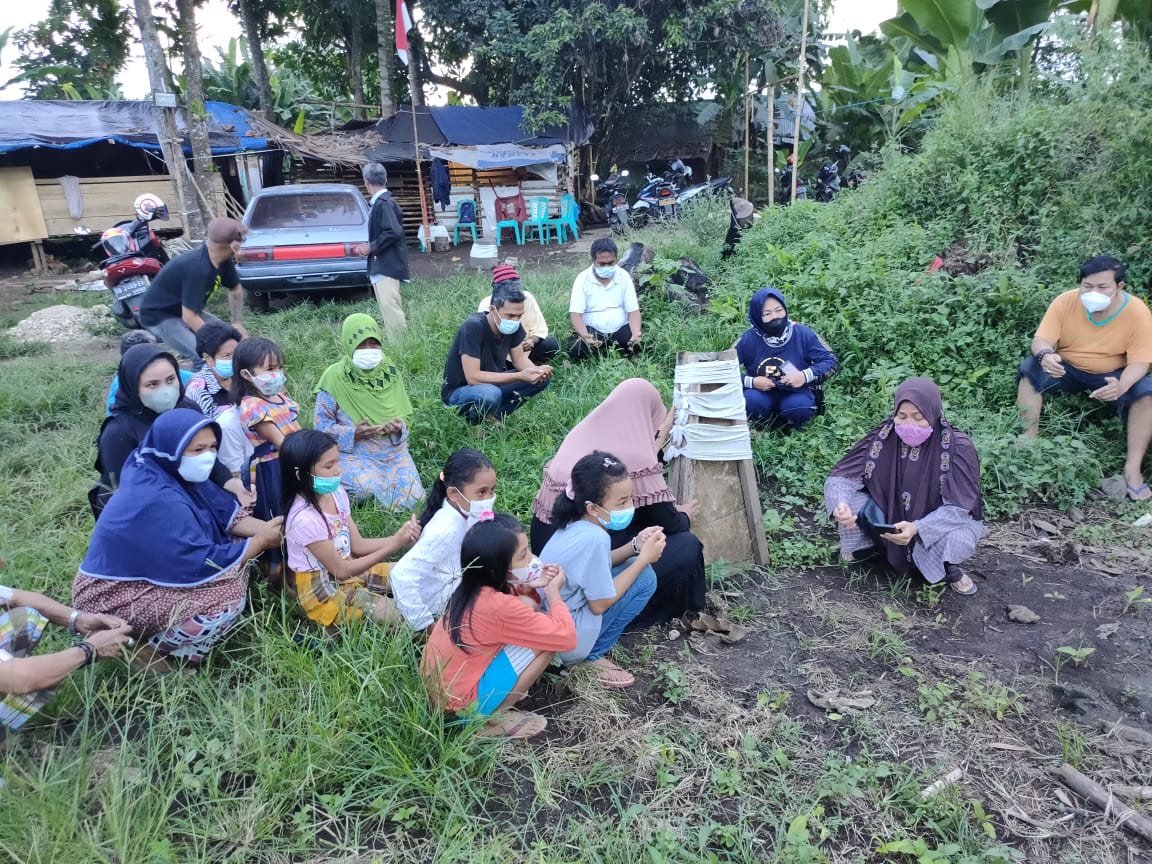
[354,162,409,335]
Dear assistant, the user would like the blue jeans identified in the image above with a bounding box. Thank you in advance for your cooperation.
[444,379,550,424]
[1018,355,1152,420]
[586,559,657,662]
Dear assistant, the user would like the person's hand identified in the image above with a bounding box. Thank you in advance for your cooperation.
[637,528,666,565]
[832,502,856,528]
[1040,352,1065,378]
[881,521,918,546]
[253,517,284,553]
[628,331,642,346]
[536,364,554,380]
[753,376,776,391]
[393,515,421,547]
[779,371,807,389]
[519,366,549,384]
[1090,375,1125,403]
[522,336,539,352]
[86,623,135,660]
[75,611,128,635]
[354,419,386,440]
[352,243,370,258]
[541,564,566,599]
[676,499,700,520]
[580,333,602,348]
[224,477,257,510]
[381,419,404,436]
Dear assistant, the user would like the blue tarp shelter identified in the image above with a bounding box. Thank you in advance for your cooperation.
[0,99,268,155]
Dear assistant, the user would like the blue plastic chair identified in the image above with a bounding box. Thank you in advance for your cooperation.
[522,196,553,245]
[453,199,478,245]
[551,193,580,242]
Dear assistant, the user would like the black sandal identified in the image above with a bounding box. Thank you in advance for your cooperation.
[943,563,977,595]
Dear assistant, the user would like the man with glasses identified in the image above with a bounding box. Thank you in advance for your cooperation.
[1017,255,1152,501]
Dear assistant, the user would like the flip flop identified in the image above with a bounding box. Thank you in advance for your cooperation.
[476,709,547,739]
[588,658,636,689]
[1126,482,1152,502]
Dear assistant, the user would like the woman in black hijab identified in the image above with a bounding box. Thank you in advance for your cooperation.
[90,343,238,518]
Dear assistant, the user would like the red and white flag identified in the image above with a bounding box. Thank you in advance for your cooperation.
[396,0,414,66]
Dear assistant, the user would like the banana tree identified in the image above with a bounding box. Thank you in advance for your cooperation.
[880,0,1058,80]
[1064,0,1152,39]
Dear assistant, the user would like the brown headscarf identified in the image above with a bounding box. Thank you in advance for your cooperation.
[532,378,676,522]
[830,377,983,574]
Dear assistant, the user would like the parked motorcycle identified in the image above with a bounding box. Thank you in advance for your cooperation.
[776,157,808,205]
[92,194,170,329]
[814,160,841,203]
[597,173,634,235]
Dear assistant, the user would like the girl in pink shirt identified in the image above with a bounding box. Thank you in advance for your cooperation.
[421,514,576,739]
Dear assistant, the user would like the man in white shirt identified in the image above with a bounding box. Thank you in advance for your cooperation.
[568,237,643,361]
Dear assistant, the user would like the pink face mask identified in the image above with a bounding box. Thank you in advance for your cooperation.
[895,423,933,447]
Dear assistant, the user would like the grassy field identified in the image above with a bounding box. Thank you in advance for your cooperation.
[1,203,1149,863]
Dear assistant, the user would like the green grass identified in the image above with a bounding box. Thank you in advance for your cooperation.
[0,228,1041,862]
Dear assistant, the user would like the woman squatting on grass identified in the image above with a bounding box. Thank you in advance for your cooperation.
[280,429,421,631]
[422,514,576,739]
[540,451,664,689]
[389,448,498,631]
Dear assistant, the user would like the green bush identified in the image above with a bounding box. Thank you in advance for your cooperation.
[689,34,1152,522]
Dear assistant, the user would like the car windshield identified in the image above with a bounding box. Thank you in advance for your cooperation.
[248,192,365,229]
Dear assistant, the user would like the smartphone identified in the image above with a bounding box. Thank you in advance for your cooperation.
[872,522,900,534]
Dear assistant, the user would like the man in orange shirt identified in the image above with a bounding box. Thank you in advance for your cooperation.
[1018,256,1152,501]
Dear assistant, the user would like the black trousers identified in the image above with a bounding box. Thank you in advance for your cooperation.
[566,324,639,361]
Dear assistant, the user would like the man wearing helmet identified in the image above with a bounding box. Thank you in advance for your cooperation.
[138,217,250,370]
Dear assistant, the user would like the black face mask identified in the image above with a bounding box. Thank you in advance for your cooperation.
[760,317,787,337]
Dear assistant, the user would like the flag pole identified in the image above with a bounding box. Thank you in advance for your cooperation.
[790,0,810,204]
[397,0,431,251]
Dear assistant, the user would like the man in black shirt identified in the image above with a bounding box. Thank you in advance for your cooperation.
[442,282,553,424]
[138,217,249,370]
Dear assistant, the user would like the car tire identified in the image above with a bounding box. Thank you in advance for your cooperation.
[246,290,271,313]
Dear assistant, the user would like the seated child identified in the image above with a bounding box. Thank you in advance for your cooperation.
[389,448,497,630]
[281,429,421,628]
[422,514,575,738]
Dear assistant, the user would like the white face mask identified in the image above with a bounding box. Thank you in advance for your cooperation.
[140,385,180,414]
[352,348,382,370]
[1080,291,1112,314]
[452,487,495,522]
[177,451,216,483]
[508,556,544,587]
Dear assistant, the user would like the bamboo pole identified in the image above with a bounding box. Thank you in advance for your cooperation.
[790,0,811,204]
[409,107,431,253]
[743,53,751,199]
[1053,764,1152,843]
[766,82,774,207]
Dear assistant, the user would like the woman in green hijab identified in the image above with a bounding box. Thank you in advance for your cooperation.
[314,313,425,510]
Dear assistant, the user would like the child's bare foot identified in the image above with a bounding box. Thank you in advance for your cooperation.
[475,709,547,739]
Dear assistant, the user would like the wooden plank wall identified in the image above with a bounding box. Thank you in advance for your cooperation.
[292,159,568,242]
[0,167,49,245]
[34,173,228,238]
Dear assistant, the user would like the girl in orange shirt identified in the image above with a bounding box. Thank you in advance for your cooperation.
[422,514,576,739]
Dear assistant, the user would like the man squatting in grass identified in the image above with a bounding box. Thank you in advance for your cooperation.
[567,237,643,361]
[1017,255,1152,502]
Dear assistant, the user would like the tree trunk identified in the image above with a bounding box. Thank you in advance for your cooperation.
[349,22,367,120]
[132,0,205,241]
[176,0,216,219]
[237,0,275,122]
[374,0,396,116]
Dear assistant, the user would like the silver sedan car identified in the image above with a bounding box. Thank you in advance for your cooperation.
[236,184,371,309]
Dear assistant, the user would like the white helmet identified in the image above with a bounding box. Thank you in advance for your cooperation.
[134,193,169,222]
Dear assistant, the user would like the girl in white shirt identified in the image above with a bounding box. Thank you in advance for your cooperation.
[389,448,497,630]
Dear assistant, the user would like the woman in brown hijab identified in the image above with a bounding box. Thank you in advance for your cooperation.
[824,377,982,595]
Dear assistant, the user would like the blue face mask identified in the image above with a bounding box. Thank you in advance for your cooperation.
[313,475,342,495]
[593,503,635,531]
[594,265,616,280]
[495,314,520,335]
[213,359,233,379]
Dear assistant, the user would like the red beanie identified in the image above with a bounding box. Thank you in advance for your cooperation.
[491,264,520,286]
